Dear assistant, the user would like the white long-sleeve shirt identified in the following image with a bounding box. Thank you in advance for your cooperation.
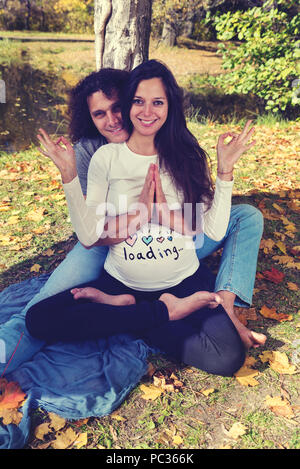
[63,142,233,291]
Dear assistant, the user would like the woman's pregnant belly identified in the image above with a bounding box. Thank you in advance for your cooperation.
[104,225,199,291]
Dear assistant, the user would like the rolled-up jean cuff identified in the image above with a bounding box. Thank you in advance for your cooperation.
[214,284,252,308]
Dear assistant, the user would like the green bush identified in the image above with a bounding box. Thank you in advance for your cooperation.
[207,3,300,113]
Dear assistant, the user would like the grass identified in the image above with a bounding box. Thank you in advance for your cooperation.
[0,34,300,450]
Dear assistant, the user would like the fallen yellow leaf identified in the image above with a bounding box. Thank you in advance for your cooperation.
[48,412,66,432]
[173,434,183,445]
[259,351,296,375]
[51,427,78,450]
[275,241,287,254]
[110,411,126,422]
[26,207,46,223]
[6,215,20,225]
[272,255,295,265]
[139,384,164,401]
[43,248,55,257]
[73,432,88,449]
[265,395,294,419]
[272,203,285,214]
[287,282,298,291]
[200,388,215,396]
[260,238,275,254]
[35,422,51,440]
[227,422,247,440]
[32,226,50,234]
[30,264,42,273]
[0,408,23,426]
[234,359,259,387]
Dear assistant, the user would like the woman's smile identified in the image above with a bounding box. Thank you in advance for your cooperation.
[130,77,168,137]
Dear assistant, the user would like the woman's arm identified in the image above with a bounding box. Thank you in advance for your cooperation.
[203,120,256,241]
[38,129,156,248]
[37,129,108,246]
[151,120,256,240]
[91,163,156,246]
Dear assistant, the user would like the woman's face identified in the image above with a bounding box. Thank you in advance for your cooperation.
[129,77,168,138]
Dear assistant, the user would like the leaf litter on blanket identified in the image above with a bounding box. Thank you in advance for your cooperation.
[0,378,27,425]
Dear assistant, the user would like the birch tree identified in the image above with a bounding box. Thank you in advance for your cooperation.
[94,0,152,71]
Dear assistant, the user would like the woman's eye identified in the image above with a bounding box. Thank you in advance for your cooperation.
[132,98,143,105]
[154,100,164,106]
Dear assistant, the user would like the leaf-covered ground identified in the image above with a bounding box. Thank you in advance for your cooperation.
[0,36,299,449]
[1,120,299,449]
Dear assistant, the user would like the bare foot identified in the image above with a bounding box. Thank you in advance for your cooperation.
[239,327,267,349]
[159,291,222,321]
[71,287,136,306]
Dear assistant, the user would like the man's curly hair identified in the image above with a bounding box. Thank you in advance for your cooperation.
[68,68,129,143]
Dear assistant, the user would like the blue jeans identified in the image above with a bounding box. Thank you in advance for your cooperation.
[0,204,263,374]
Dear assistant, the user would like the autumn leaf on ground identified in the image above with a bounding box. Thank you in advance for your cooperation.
[6,215,20,225]
[260,238,275,254]
[226,422,247,440]
[200,388,215,396]
[152,370,183,393]
[265,395,295,419]
[173,433,183,445]
[235,307,257,326]
[272,255,295,265]
[26,207,46,223]
[275,241,287,255]
[72,417,89,427]
[139,384,164,401]
[287,282,298,291]
[290,246,300,257]
[43,248,55,257]
[272,203,285,214]
[73,431,88,449]
[110,412,126,422]
[34,412,85,448]
[51,427,79,449]
[0,379,27,426]
[32,225,51,235]
[261,267,284,284]
[30,264,42,273]
[234,357,259,386]
[260,209,281,221]
[260,305,293,322]
[259,351,296,375]
[34,422,52,440]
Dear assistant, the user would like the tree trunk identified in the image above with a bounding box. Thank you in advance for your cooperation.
[161,21,176,47]
[94,0,152,71]
[25,0,31,30]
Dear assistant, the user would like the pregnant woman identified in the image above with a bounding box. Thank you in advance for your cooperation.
[26,60,266,376]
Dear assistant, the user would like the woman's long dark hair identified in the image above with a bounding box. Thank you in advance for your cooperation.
[122,59,214,226]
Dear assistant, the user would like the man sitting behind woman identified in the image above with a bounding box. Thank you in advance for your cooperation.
[25,60,266,377]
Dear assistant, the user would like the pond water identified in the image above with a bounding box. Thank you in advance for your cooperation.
[0,63,68,152]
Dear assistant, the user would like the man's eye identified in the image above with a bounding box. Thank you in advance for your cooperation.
[94,111,104,118]
[112,105,121,113]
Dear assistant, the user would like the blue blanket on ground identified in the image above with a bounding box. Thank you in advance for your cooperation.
[0,275,154,449]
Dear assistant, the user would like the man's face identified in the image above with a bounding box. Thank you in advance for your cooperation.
[87,90,128,143]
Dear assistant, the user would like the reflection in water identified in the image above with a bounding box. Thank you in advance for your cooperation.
[0,63,68,152]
